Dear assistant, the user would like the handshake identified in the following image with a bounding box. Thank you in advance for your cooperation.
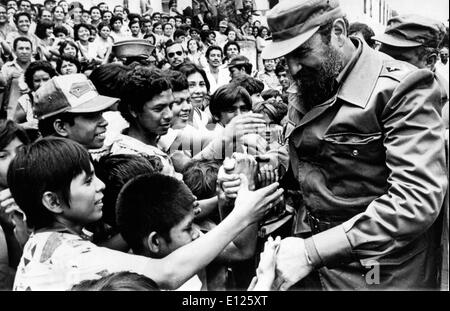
[217,153,315,291]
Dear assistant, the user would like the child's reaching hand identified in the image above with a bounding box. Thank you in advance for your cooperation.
[248,236,281,291]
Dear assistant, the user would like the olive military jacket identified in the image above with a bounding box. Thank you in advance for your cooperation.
[288,38,448,289]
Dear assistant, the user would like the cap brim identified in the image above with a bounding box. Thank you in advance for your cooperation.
[68,95,120,114]
[372,33,422,48]
[261,26,320,60]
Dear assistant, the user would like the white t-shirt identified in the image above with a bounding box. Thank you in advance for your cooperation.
[13,231,153,291]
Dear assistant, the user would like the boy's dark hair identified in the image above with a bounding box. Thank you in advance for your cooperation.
[54,25,69,37]
[205,45,222,59]
[209,84,252,120]
[73,23,91,41]
[230,75,264,96]
[13,11,31,25]
[116,174,195,254]
[24,60,57,90]
[190,27,200,35]
[7,137,91,230]
[177,62,210,93]
[128,19,139,29]
[55,54,81,74]
[261,89,281,101]
[13,36,32,51]
[253,99,288,125]
[35,19,55,40]
[173,28,186,40]
[89,63,130,98]
[223,41,241,57]
[94,153,162,227]
[163,69,188,92]
[119,67,172,123]
[0,120,29,151]
[127,13,140,23]
[182,159,220,200]
[71,271,159,291]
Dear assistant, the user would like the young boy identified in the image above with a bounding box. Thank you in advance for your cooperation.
[34,73,120,151]
[9,137,283,290]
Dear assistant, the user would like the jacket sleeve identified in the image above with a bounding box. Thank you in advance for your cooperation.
[305,69,449,268]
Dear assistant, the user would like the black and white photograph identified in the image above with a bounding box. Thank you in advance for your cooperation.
[0,0,448,300]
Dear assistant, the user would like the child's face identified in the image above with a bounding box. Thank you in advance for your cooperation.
[63,111,108,149]
[62,163,105,226]
[0,137,23,188]
[63,44,77,57]
[159,209,199,257]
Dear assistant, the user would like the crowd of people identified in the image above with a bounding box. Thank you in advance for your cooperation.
[0,0,449,291]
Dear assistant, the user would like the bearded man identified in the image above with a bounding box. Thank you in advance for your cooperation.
[261,0,448,290]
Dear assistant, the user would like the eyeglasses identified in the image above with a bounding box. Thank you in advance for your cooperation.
[168,51,183,58]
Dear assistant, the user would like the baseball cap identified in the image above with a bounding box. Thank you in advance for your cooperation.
[219,20,228,28]
[34,74,120,120]
[262,0,344,59]
[372,14,446,48]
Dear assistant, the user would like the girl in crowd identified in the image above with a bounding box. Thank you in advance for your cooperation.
[186,39,207,69]
[15,61,57,128]
[109,15,127,42]
[56,54,81,75]
[56,39,79,59]
[74,23,99,63]
[94,22,113,61]
[35,20,55,62]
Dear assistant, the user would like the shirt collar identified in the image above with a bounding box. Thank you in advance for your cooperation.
[336,37,384,108]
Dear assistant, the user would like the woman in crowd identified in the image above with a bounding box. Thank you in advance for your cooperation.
[186,39,207,69]
[109,15,127,42]
[55,54,81,75]
[94,21,113,62]
[74,23,99,63]
[6,12,38,55]
[15,60,57,128]
[52,5,73,38]
[178,63,212,131]
[68,3,82,27]
[256,26,270,71]
[56,39,79,59]
[89,6,102,28]
[34,20,55,62]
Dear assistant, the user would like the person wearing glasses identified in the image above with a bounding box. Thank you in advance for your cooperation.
[165,39,187,70]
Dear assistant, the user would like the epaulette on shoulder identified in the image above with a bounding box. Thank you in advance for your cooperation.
[379,60,416,82]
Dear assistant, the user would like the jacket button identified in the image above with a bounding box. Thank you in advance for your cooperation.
[352,149,359,156]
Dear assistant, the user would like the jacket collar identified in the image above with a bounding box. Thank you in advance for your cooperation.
[337,37,384,108]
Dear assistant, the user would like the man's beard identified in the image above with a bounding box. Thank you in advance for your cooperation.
[295,46,345,111]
